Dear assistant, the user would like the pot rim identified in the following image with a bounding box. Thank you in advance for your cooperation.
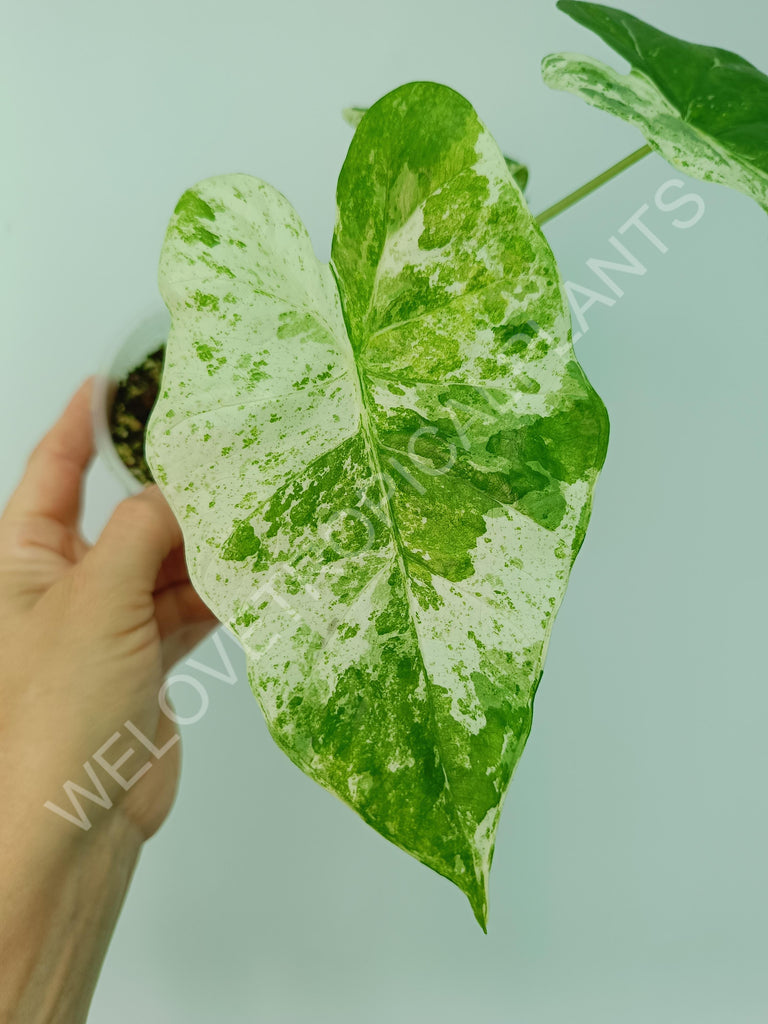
[91,306,170,497]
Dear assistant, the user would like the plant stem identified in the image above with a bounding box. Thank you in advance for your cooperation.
[535,144,653,226]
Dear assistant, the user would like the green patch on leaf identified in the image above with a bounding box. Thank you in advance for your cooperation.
[173,189,220,247]
[222,519,262,561]
[343,104,531,193]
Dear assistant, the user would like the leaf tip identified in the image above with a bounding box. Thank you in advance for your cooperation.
[556,0,588,18]
[466,881,489,933]
[457,860,491,932]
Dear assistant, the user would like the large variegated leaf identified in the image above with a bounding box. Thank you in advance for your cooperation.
[542,1,768,212]
[146,81,608,929]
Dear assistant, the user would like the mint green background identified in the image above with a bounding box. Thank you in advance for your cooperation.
[2,1,767,1020]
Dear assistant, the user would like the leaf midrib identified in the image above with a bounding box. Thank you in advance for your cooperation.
[329,258,483,889]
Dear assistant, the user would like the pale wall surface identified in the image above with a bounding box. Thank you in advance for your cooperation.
[3,1,767,1020]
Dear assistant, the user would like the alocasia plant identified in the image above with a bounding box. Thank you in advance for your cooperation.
[542,0,768,213]
[145,81,608,929]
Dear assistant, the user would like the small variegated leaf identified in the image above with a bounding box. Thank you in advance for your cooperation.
[503,156,529,192]
[341,106,367,129]
[146,81,608,929]
[343,103,530,192]
[542,1,768,212]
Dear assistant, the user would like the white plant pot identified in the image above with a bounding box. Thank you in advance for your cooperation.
[91,308,170,496]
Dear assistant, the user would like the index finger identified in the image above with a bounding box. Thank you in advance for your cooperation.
[3,378,95,528]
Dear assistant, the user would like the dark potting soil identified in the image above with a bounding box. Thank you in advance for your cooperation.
[109,345,166,485]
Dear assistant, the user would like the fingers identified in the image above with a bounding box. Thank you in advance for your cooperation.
[4,378,94,527]
[154,579,216,640]
[81,485,220,654]
[161,619,219,674]
[156,581,218,671]
[82,485,184,596]
[154,545,192,594]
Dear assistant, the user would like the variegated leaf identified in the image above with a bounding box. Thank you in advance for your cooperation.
[542,1,768,212]
[146,81,608,929]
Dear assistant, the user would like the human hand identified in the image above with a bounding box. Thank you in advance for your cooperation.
[0,376,217,841]
[0,377,217,1022]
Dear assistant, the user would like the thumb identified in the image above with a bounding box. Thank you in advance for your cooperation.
[82,485,185,596]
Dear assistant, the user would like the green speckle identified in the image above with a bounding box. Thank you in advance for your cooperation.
[192,290,220,312]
